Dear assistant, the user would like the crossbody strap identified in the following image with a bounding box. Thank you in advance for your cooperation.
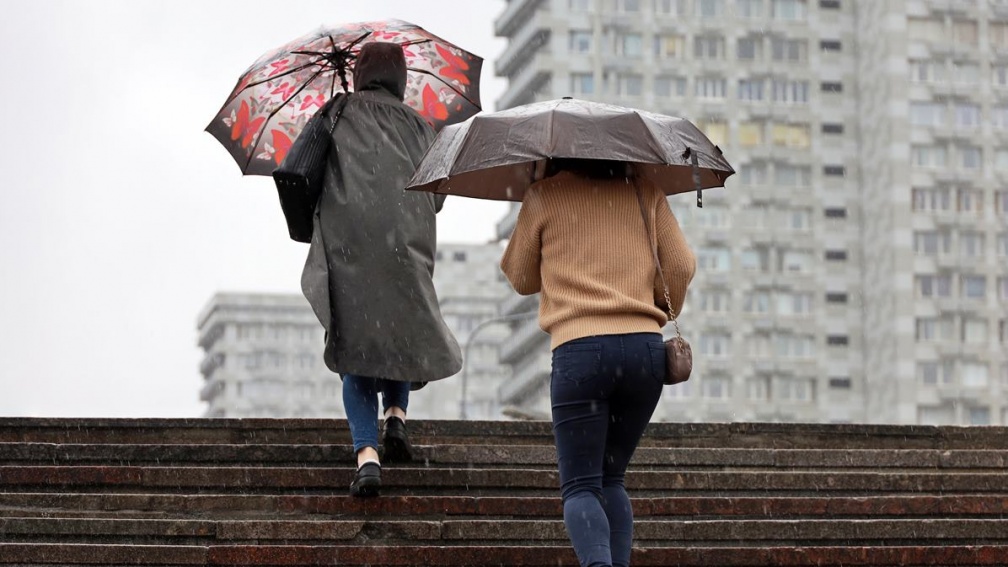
[634,186,684,342]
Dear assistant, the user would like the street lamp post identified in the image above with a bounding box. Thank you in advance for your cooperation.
[460,310,538,420]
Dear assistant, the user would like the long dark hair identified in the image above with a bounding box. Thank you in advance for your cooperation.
[545,158,630,179]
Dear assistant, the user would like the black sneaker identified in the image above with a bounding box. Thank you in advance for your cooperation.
[349,462,381,497]
[382,416,414,463]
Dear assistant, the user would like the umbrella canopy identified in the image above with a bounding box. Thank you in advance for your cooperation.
[406,97,734,202]
[207,19,482,176]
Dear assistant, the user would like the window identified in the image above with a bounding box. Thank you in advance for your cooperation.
[953,61,980,84]
[952,20,978,46]
[744,291,771,313]
[918,360,954,386]
[916,274,952,298]
[999,232,1008,258]
[698,247,731,271]
[616,73,644,96]
[696,0,726,18]
[915,317,954,341]
[822,123,844,134]
[655,0,686,14]
[829,377,851,389]
[957,188,983,215]
[825,292,848,304]
[820,40,841,52]
[824,208,847,218]
[994,66,1008,88]
[826,335,849,346]
[821,81,843,93]
[962,275,987,300]
[919,404,956,425]
[776,377,816,402]
[913,230,951,256]
[738,78,765,101]
[771,79,809,103]
[910,102,945,127]
[958,146,982,170]
[908,17,943,41]
[774,164,811,187]
[740,247,772,272]
[996,150,1008,171]
[737,36,762,60]
[912,145,947,168]
[771,0,806,20]
[771,37,806,62]
[911,187,952,212]
[617,33,643,57]
[825,250,847,261]
[820,0,839,8]
[696,77,727,99]
[823,165,845,176]
[968,407,991,425]
[734,0,763,17]
[701,375,732,398]
[962,319,988,344]
[570,73,594,95]
[787,208,812,230]
[910,60,946,83]
[774,334,815,358]
[697,119,727,145]
[954,103,980,129]
[569,31,593,53]
[998,191,1008,216]
[698,290,732,313]
[739,162,768,185]
[779,249,812,272]
[654,35,685,59]
[738,121,763,146]
[616,0,641,11]
[748,376,770,401]
[452,251,467,262]
[655,75,686,97]
[694,35,726,59]
[699,332,732,357]
[959,231,985,258]
[569,0,590,9]
[772,123,810,148]
[776,291,812,316]
[991,22,1008,49]
[1000,277,1008,302]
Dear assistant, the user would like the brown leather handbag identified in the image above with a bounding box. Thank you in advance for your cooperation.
[635,188,692,385]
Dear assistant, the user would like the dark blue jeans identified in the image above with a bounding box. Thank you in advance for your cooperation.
[342,374,410,454]
[551,332,665,567]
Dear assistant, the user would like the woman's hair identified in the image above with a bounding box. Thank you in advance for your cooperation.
[545,158,630,179]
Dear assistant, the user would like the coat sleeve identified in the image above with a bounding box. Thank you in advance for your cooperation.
[500,189,544,295]
[654,189,696,319]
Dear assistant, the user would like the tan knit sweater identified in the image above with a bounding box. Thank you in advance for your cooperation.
[500,170,697,350]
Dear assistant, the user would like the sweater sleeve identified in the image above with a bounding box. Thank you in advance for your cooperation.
[654,193,696,319]
[500,190,544,295]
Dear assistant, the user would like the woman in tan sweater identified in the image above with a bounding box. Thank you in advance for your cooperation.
[500,159,695,567]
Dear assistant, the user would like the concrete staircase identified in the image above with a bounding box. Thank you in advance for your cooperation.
[1,418,1007,566]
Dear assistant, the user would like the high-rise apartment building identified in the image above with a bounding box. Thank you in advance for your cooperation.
[493,0,1008,424]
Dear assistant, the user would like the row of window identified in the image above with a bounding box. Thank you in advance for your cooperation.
[917,274,1008,302]
[911,144,999,172]
[230,377,342,400]
[912,59,1008,89]
[571,0,821,20]
[917,360,1008,390]
[694,289,815,315]
[664,375,819,403]
[569,73,836,103]
[913,230,1008,259]
[736,162,846,187]
[578,32,837,63]
[908,17,1008,49]
[697,332,851,358]
[233,323,318,342]
[912,188,1008,216]
[915,317,1008,345]
[919,403,1004,426]
[234,351,317,371]
[678,204,821,230]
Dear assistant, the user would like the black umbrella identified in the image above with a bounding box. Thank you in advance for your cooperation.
[406,97,734,205]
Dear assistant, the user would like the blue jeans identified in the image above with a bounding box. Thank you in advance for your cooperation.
[342,374,410,454]
[550,333,665,567]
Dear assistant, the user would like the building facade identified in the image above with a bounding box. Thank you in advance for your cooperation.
[492,0,1008,424]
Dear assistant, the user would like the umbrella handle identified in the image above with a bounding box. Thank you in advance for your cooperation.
[683,148,703,208]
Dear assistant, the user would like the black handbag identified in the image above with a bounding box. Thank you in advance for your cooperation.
[272,94,350,243]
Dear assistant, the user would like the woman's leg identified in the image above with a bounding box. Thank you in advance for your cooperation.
[342,374,381,463]
[379,379,413,462]
[551,335,619,567]
[601,333,665,567]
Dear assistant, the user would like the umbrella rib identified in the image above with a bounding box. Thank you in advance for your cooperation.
[241,66,329,173]
[406,67,482,110]
[223,59,328,109]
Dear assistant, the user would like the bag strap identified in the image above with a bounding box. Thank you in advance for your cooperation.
[326,93,351,135]
[634,186,684,342]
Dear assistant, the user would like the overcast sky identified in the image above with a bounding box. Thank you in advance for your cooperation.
[0,1,508,417]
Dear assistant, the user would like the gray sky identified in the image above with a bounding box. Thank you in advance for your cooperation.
[0,0,508,417]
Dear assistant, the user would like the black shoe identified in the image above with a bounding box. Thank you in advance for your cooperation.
[349,462,381,497]
[382,416,414,463]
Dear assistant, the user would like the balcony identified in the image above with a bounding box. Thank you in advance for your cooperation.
[495,0,545,37]
[924,0,969,15]
[199,352,225,378]
[498,53,552,110]
[499,318,549,364]
[498,350,550,405]
[500,290,537,317]
[495,19,550,77]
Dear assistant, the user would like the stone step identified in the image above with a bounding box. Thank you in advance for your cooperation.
[3,443,1006,469]
[2,517,1008,546]
[2,543,1008,566]
[4,494,1007,520]
[2,466,1008,496]
[3,419,1007,450]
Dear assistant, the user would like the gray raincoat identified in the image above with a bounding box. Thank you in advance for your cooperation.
[300,43,462,383]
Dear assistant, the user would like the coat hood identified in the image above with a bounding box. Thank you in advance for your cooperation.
[353,42,408,101]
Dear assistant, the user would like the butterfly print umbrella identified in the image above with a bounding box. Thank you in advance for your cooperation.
[206,19,483,176]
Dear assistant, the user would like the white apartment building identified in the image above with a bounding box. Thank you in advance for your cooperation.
[492,0,1008,424]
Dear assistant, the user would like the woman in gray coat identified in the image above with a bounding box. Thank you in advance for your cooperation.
[299,42,462,496]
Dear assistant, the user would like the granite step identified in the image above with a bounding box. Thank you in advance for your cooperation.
[2,443,1006,470]
[3,465,1008,496]
[2,543,1008,566]
[3,494,1008,520]
[3,419,1007,450]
